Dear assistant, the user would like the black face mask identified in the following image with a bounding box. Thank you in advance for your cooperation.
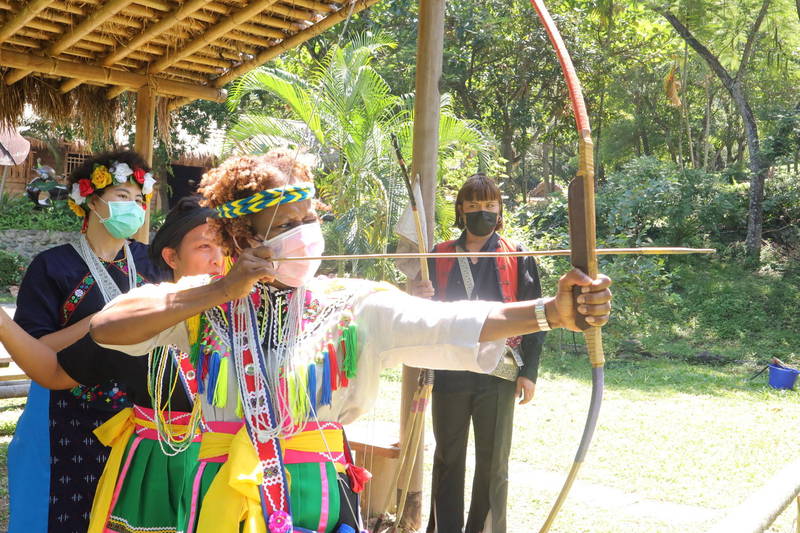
[464,210,498,237]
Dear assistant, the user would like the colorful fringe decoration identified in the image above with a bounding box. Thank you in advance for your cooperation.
[320,352,332,406]
[342,325,358,379]
[213,356,229,407]
[307,363,317,415]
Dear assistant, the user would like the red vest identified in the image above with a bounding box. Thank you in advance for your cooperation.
[432,235,519,303]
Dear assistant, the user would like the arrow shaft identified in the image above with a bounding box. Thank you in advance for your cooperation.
[270,247,715,262]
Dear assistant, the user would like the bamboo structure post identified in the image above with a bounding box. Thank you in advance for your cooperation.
[397,0,446,528]
[133,84,156,244]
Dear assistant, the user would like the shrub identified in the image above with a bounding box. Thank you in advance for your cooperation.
[0,249,26,287]
[0,196,82,232]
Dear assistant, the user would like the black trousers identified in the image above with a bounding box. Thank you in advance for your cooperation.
[427,378,516,533]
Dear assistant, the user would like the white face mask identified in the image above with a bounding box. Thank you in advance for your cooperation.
[263,222,325,287]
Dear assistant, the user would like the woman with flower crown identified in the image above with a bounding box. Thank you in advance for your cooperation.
[7,150,161,533]
[90,150,613,533]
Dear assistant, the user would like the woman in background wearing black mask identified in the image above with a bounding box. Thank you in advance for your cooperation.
[411,173,546,533]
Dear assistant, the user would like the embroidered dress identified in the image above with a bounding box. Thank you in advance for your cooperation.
[101,275,507,533]
[9,241,159,533]
[56,332,198,533]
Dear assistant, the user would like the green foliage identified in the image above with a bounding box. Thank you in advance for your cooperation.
[0,250,25,287]
[0,196,82,232]
[226,35,494,282]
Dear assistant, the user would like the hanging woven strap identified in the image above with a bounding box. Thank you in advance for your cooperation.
[71,234,138,303]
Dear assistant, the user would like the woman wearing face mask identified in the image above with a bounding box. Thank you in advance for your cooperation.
[87,150,612,533]
[410,173,544,533]
[6,151,161,533]
[0,195,222,533]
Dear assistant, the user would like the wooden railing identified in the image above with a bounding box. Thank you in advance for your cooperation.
[707,459,800,533]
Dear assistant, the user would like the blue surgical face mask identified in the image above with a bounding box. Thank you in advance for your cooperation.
[96,198,146,239]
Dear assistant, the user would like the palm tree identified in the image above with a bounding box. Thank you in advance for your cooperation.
[226,34,493,281]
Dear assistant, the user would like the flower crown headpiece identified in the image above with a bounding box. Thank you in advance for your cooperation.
[67,161,157,218]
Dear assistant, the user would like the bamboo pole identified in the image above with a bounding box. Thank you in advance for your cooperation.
[102,0,213,66]
[0,0,52,43]
[59,78,82,93]
[267,4,318,19]
[149,0,281,74]
[184,54,230,68]
[233,25,285,39]
[0,48,227,101]
[133,84,156,244]
[14,17,61,34]
[286,0,336,12]
[227,30,281,45]
[251,14,299,30]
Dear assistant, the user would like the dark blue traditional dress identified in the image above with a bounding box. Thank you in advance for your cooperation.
[8,240,160,533]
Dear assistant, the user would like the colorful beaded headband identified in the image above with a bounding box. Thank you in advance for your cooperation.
[67,161,156,218]
[215,183,315,219]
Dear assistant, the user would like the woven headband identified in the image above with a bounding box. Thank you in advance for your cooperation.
[215,183,315,219]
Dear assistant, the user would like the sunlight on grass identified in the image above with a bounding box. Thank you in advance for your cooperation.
[1,361,798,532]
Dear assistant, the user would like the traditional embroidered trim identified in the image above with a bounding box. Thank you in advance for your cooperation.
[214,184,315,219]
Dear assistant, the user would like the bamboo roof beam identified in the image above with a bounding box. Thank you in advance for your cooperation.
[228,29,281,44]
[169,0,380,112]
[175,60,222,74]
[102,0,214,66]
[0,0,52,43]
[24,18,62,34]
[5,0,138,87]
[52,0,136,55]
[266,4,317,20]
[214,0,380,86]
[59,78,82,93]
[238,23,286,39]
[286,0,336,13]
[251,14,300,30]
[149,0,282,74]
[0,47,227,101]
[185,54,231,68]
[106,86,127,99]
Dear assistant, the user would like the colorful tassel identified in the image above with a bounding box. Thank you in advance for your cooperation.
[343,325,358,379]
[213,356,229,408]
[320,352,332,406]
[339,338,349,387]
[328,343,339,391]
[307,363,317,415]
[235,390,243,419]
[206,351,221,404]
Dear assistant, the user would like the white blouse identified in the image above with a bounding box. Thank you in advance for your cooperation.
[98,276,506,424]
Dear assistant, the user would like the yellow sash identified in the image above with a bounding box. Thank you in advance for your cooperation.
[197,427,266,533]
[89,408,199,533]
[195,425,348,533]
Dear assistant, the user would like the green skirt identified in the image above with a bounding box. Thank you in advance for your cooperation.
[105,435,201,533]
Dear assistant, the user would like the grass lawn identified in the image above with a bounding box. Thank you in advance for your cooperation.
[0,351,798,532]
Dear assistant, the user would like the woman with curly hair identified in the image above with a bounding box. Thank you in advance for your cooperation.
[6,150,161,533]
[89,149,612,533]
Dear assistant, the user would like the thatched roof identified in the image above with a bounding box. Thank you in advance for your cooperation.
[0,0,380,130]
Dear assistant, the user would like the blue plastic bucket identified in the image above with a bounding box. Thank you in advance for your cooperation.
[768,364,800,390]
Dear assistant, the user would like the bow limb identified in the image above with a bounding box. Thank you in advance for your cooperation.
[527,1,605,532]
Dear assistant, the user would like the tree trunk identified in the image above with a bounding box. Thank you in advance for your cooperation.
[657,2,771,260]
[702,82,714,170]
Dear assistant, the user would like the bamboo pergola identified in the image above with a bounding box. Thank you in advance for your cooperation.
[0,0,381,156]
